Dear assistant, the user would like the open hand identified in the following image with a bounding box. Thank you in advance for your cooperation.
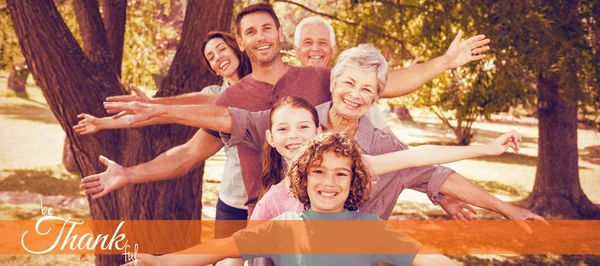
[439,195,477,228]
[444,30,491,69]
[106,85,151,104]
[80,155,130,199]
[73,113,101,135]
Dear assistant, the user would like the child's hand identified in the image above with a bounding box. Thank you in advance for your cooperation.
[73,113,101,135]
[486,129,522,155]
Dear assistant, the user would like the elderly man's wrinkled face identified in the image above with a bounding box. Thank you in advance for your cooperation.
[295,23,335,67]
[330,66,378,121]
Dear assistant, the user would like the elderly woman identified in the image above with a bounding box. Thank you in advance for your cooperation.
[88,44,544,227]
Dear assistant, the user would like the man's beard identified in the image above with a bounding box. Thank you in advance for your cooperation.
[247,43,280,68]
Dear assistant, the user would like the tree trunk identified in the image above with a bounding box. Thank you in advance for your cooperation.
[7,0,233,264]
[62,136,80,173]
[101,0,127,76]
[72,0,113,67]
[392,105,414,122]
[525,71,600,218]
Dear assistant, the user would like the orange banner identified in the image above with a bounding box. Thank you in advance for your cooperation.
[2,218,599,255]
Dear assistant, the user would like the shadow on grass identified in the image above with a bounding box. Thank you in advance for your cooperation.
[450,254,600,266]
[471,153,538,167]
[471,180,529,198]
[0,169,82,196]
[0,99,58,124]
[396,120,539,144]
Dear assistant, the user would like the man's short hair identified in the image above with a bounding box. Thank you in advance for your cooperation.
[235,3,281,36]
[294,16,336,48]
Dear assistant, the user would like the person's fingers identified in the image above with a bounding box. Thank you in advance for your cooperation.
[106,95,134,102]
[471,46,490,54]
[452,30,463,44]
[81,175,100,183]
[508,142,517,152]
[466,35,488,45]
[465,204,477,215]
[514,220,533,234]
[457,212,466,220]
[92,189,109,200]
[85,186,104,195]
[130,85,149,102]
[77,113,87,119]
[99,155,112,167]
[461,209,473,220]
[112,110,128,119]
[73,124,85,132]
[81,180,102,189]
[529,214,550,225]
[105,108,121,114]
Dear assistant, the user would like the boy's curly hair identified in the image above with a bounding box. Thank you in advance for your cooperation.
[288,132,371,211]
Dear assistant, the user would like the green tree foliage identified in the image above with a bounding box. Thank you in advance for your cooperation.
[0,1,24,69]
[1,0,178,90]
[121,0,179,89]
[417,0,599,130]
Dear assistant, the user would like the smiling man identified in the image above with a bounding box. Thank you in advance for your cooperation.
[294,17,337,67]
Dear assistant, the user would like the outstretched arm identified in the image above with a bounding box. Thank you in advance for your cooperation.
[439,172,548,233]
[105,85,218,106]
[80,130,224,199]
[73,113,170,135]
[123,237,239,266]
[365,130,521,176]
[380,30,490,98]
[102,101,233,133]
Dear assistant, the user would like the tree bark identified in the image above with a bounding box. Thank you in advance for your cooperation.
[525,71,600,218]
[7,0,234,264]
[101,0,127,76]
[72,0,112,67]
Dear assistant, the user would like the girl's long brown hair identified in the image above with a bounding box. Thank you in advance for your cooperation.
[201,31,252,80]
[260,96,320,194]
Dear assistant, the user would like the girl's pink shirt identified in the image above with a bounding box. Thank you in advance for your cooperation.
[249,181,303,220]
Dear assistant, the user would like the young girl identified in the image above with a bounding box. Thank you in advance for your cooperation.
[124,132,459,265]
